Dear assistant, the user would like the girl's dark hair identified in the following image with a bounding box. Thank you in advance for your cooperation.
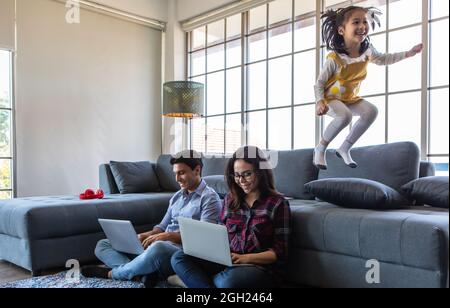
[225,146,280,211]
[322,6,381,55]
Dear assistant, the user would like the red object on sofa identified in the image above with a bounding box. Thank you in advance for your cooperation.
[80,189,104,200]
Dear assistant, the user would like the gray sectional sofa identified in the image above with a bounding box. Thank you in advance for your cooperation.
[0,142,448,288]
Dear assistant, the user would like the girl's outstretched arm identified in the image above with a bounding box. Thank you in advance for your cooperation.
[406,43,424,58]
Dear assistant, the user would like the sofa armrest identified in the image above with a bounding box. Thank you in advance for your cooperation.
[419,161,436,178]
[99,164,119,194]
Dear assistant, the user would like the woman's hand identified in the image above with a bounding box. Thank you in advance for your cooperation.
[231,253,252,265]
[142,233,172,249]
[406,44,423,58]
[316,100,329,116]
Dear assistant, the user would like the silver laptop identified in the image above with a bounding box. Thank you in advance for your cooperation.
[178,217,250,267]
[98,219,144,255]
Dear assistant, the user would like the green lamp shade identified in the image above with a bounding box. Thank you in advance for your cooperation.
[163,81,205,118]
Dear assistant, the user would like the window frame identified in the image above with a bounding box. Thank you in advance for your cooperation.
[0,49,16,199]
[187,0,449,174]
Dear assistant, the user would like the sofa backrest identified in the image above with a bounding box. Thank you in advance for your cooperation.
[318,142,421,192]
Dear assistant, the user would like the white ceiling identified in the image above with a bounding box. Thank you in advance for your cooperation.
[93,0,169,21]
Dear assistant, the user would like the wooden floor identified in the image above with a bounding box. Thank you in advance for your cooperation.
[0,260,31,284]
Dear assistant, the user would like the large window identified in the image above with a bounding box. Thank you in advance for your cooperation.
[188,0,449,175]
[0,50,14,199]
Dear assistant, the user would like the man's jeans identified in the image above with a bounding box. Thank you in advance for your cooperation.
[95,239,180,281]
[171,250,275,288]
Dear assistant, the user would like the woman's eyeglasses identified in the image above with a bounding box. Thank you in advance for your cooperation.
[231,170,254,182]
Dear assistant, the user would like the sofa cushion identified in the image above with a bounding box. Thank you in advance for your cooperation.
[402,176,449,208]
[289,201,449,271]
[273,149,319,200]
[109,161,160,194]
[319,142,420,193]
[203,175,228,199]
[202,155,230,176]
[155,155,180,192]
[0,193,175,240]
[304,178,409,209]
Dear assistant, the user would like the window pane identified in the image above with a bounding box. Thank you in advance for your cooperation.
[226,67,242,114]
[226,114,242,154]
[388,26,422,92]
[227,14,242,40]
[0,110,12,157]
[269,56,292,108]
[269,108,292,150]
[207,44,224,73]
[389,0,422,29]
[430,88,449,155]
[294,50,316,104]
[0,50,11,108]
[269,24,292,58]
[388,92,421,147]
[431,0,450,19]
[192,26,206,51]
[294,17,316,52]
[207,20,225,46]
[207,72,225,116]
[430,19,449,87]
[295,0,315,16]
[360,34,386,96]
[191,50,205,76]
[269,0,292,27]
[294,104,316,149]
[355,96,386,147]
[247,111,267,149]
[0,191,12,200]
[249,5,267,33]
[430,157,449,176]
[192,117,206,153]
[207,116,225,154]
[0,159,12,190]
[226,39,242,68]
[248,32,267,63]
[247,62,267,111]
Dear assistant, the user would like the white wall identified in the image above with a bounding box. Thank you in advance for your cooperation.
[15,0,163,197]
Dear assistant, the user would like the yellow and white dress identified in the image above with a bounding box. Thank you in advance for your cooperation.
[314,45,407,105]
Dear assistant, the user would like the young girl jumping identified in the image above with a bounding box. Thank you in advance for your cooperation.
[314,6,423,170]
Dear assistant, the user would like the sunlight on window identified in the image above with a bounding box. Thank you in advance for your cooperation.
[226,114,242,154]
[431,0,450,19]
[430,88,449,155]
[207,72,225,116]
[192,117,206,153]
[269,0,292,27]
[294,17,316,52]
[388,91,421,147]
[227,14,242,40]
[249,5,267,33]
[207,20,225,46]
[389,26,422,92]
[294,104,316,149]
[248,32,267,63]
[247,62,267,111]
[0,51,11,108]
[226,68,242,114]
[247,111,266,149]
[294,50,316,104]
[269,24,292,58]
[226,40,241,68]
[268,108,292,150]
[207,44,225,73]
[355,96,386,147]
[269,56,292,108]
[430,19,449,87]
[389,0,422,29]
[207,116,225,154]
[192,26,206,51]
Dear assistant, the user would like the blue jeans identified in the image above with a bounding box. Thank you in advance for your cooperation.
[171,250,276,288]
[95,239,180,281]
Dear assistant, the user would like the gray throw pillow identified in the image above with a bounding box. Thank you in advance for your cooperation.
[109,161,160,194]
[203,175,228,199]
[402,176,449,208]
[304,178,409,209]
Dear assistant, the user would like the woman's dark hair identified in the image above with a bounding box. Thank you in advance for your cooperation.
[225,146,280,211]
[322,6,381,55]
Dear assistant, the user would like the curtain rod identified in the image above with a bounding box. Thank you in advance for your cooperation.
[54,0,166,31]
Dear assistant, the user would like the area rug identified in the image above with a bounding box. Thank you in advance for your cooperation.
[0,271,174,288]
